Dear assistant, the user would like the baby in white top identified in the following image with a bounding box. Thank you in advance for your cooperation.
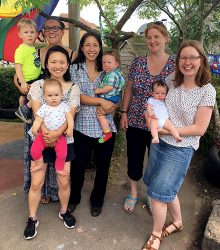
[30,79,73,176]
[146,80,182,144]
[37,102,71,131]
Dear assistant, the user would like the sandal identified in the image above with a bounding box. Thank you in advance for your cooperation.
[142,233,161,250]
[161,221,183,239]
[124,195,138,214]
[40,196,50,204]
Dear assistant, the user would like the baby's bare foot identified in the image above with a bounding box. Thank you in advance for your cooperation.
[176,136,183,143]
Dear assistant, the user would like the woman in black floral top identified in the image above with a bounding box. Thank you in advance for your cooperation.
[120,22,175,214]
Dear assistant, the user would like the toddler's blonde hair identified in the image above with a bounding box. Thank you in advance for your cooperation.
[18,18,37,32]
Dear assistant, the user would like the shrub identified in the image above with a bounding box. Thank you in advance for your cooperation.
[0,68,20,108]
[199,84,220,155]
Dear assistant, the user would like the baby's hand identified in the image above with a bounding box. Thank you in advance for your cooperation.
[94,89,99,94]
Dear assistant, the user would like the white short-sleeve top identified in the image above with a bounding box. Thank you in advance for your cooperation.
[37,102,70,131]
[161,75,216,150]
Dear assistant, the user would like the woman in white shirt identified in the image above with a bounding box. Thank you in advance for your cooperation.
[142,40,216,250]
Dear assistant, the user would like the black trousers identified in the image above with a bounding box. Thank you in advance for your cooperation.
[70,130,116,207]
[126,126,151,181]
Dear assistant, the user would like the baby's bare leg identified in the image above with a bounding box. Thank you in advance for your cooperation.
[97,112,110,133]
[150,119,159,144]
[164,119,182,143]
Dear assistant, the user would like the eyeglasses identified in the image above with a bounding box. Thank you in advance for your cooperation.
[147,21,164,27]
[44,26,62,32]
[179,56,202,62]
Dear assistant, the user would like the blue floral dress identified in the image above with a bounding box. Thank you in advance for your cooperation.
[127,55,175,129]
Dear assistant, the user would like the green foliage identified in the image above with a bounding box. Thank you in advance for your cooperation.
[1,0,50,13]
[0,68,20,109]
[1,0,89,12]
[137,0,220,52]
[168,10,220,53]
[199,119,215,156]
[109,128,126,183]
[215,84,220,113]
[199,84,220,155]
[169,27,179,54]
[203,17,220,54]
[211,76,220,88]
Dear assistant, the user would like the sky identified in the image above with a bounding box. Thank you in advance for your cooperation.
[52,2,157,33]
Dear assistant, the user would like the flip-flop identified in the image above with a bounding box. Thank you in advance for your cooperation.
[124,195,138,214]
[40,197,50,204]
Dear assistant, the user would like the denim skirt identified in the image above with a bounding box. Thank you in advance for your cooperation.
[143,139,194,202]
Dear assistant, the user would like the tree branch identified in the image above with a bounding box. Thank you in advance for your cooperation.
[94,0,115,33]
[169,0,183,17]
[115,0,145,31]
[152,0,182,33]
[39,10,137,43]
[119,31,136,42]
[39,10,109,37]
[203,1,220,20]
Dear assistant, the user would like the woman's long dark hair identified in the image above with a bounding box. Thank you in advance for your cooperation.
[72,32,103,71]
[44,45,71,81]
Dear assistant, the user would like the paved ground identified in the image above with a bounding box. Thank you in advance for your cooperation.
[0,121,205,250]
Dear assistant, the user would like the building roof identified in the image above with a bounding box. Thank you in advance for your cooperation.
[120,36,148,56]
[137,23,147,35]
[120,36,174,56]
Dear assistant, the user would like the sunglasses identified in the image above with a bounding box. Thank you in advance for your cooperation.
[147,21,164,27]
[44,26,62,32]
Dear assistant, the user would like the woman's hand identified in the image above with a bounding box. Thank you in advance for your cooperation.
[99,99,115,113]
[20,86,29,94]
[96,106,107,116]
[65,128,73,138]
[40,125,57,146]
[43,130,59,144]
[32,128,38,136]
[120,113,128,130]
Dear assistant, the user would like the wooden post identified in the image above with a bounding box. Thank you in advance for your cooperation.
[68,3,80,51]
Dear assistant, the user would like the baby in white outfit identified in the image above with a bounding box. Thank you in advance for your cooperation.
[146,80,182,144]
